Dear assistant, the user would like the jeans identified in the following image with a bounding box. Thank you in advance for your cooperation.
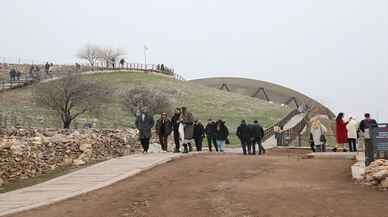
[348,138,357,152]
[216,140,225,152]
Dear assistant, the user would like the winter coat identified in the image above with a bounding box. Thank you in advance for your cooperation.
[311,124,327,146]
[205,122,217,137]
[359,118,377,139]
[135,113,155,139]
[216,124,229,141]
[346,119,359,139]
[155,118,172,136]
[249,123,265,140]
[236,123,251,141]
[336,119,348,144]
[194,123,205,139]
[171,114,181,132]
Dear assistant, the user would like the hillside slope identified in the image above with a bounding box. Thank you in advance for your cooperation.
[0,71,290,138]
[191,77,334,118]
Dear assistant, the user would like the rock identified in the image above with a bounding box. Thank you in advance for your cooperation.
[73,159,86,166]
[79,143,92,152]
[381,178,388,188]
[62,158,73,167]
[0,178,4,187]
[372,170,388,181]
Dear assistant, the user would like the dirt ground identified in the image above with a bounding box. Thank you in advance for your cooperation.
[8,149,388,217]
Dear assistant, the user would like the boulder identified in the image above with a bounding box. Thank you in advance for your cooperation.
[381,178,388,188]
[73,159,86,166]
[0,178,4,187]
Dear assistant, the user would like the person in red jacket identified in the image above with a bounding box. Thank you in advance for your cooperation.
[335,112,350,152]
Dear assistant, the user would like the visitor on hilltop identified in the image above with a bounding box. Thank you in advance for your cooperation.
[193,120,205,152]
[346,116,359,152]
[155,112,172,152]
[237,120,251,155]
[310,119,327,152]
[171,108,182,153]
[335,112,350,152]
[15,70,21,81]
[44,62,50,75]
[119,59,125,68]
[359,113,377,165]
[9,68,16,81]
[215,120,229,152]
[180,107,195,153]
[205,119,218,152]
[250,120,266,155]
[135,108,155,153]
[28,65,34,79]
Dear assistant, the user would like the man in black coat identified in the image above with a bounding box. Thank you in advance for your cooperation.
[237,120,251,155]
[171,108,182,152]
[205,119,218,152]
[135,110,155,153]
[249,120,266,155]
[155,112,173,152]
[194,120,205,151]
[359,113,378,165]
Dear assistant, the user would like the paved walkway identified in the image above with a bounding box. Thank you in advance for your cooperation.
[0,152,187,216]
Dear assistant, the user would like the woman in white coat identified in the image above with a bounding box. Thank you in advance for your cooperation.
[310,119,327,152]
[346,117,359,152]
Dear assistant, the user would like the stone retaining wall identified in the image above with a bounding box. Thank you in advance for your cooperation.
[0,128,141,185]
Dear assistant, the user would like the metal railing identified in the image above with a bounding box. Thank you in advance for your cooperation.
[263,109,300,141]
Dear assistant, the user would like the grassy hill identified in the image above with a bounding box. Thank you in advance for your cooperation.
[191,77,335,118]
[0,71,290,144]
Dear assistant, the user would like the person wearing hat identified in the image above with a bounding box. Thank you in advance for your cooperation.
[155,112,173,152]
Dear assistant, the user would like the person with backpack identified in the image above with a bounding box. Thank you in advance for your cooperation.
[237,120,251,155]
[155,112,173,152]
[310,119,327,152]
[215,120,229,152]
[205,119,218,152]
[250,120,266,155]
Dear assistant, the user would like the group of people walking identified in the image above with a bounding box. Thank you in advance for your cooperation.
[135,107,232,154]
[135,106,267,155]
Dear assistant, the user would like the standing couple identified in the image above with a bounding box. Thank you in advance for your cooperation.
[236,120,266,155]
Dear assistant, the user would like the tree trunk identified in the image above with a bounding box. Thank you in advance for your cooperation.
[63,119,72,129]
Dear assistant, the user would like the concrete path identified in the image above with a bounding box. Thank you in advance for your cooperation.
[0,152,187,217]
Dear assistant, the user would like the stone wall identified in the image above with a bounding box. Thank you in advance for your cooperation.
[359,159,388,189]
[0,128,141,185]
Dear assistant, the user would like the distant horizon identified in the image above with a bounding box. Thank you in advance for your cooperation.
[1,0,387,122]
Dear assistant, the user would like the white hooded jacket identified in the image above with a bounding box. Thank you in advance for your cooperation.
[346,119,359,139]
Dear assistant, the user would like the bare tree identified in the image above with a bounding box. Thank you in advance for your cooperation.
[97,47,126,68]
[76,44,100,67]
[32,72,112,128]
[121,87,175,116]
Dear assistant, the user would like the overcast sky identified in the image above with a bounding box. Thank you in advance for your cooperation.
[1,0,387,121]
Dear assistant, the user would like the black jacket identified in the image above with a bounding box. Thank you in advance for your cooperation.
[155,119,173,136]
[205,122,217,137]
[359,119,377,132]
[171,114,181,132]
[237,123,251,141]
[194,123,205,139]
[249,123,265,140]
[216,125,229,141]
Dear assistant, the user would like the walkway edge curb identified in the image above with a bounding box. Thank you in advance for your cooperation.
[0,153,195,217]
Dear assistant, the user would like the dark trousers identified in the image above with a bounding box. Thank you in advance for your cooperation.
[348,138,357,152]
[140,138,150,152]
[247,139,256,155]
[159,135,168,151]
[195,137,203,151]
[256,139,266,155]
[207,136,218,152]
[173,130,180,152]
[240,139,249,155]
[183,142,193,153]
[310,142,316,152]
[365,139,374,166]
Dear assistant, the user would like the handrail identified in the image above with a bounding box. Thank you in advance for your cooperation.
[263,109,300,141]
